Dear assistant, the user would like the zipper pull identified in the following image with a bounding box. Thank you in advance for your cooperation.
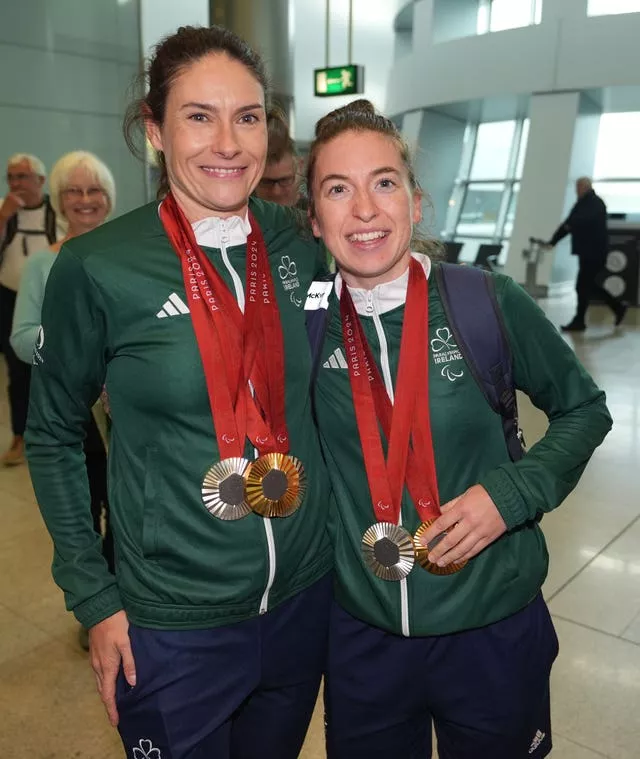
[366,291,374,314]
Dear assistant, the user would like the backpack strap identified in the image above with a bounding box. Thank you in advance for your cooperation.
[0,212,18,257]
[44,195,57,245]
[434,263,524,462]
[0,196,57,260]
[304,275,336,390]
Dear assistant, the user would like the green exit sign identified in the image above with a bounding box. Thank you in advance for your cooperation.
[314,65,365,97]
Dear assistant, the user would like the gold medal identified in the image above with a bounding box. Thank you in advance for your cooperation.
[413,520,468,575]
[245,453,306,518]
[361,522,415,581]
[202,458,253,521]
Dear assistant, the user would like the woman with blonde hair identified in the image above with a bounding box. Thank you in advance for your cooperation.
[12,150,116,361]
[12,150,116,649]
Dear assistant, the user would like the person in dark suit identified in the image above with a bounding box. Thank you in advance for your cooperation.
[548,177,626,332]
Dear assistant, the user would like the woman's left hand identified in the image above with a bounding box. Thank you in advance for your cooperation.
[418,485,507,568]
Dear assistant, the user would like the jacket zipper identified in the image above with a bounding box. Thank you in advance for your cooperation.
[219,223,276,615]
[368,291,411,637]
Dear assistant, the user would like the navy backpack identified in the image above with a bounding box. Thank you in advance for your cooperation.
[305,263,525,463]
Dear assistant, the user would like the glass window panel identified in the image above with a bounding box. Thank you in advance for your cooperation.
[592,181,640,215]
[470,121,516,179]
[503,183,520,237]
[588,0,640,16]
[451,238,508,265]
[454,237,494,245]
[594,113,640,178]
[534,0,543,24]
[515,120,530,178]
[490,0,534,31]
[456,124,477,180]
[456,182,505,238]
[477,1,491,34]
[452,238,491,264]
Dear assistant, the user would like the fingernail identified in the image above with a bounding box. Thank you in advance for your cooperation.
[438,559,446,567]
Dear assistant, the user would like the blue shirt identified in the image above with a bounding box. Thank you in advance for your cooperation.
[10,248,56,363]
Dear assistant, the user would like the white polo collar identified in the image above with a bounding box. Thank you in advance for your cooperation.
[191,213,252,248]
[334,253,432,316]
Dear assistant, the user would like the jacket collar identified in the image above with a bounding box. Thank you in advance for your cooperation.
[334,253,431,316]
[577,189,596,204]
[191,213,251,248]
[155,200,251,248]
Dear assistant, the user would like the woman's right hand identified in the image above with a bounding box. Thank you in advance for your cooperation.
[89,610,137,727]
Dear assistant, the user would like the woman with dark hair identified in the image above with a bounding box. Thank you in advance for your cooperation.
[25,26,332,759]
[305,100,612,759]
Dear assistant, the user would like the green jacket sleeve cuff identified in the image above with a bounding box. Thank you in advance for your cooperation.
[73,585,124,629]
[479,467,532,531]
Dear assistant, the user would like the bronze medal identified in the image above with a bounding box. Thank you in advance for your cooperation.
[245,452,306,518]
[413,519,468,575]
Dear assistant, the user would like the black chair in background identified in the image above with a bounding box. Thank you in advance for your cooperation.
[444,241,463,264]
[474,244,502,271]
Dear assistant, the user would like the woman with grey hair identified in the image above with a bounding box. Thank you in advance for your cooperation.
[11,150,115,359]
[11,150,116,650]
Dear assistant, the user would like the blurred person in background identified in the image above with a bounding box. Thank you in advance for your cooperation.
[0,153,64,465]
[11,151,116,651]
[255,107,303,208]
[547,177,626,332]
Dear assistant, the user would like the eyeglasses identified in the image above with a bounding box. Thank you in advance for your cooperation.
[62,186,106,200]
[258,175,296,190]
[7,172,37,182]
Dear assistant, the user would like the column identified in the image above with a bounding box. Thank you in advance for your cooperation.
[414,110,467,237]
[210,0,292,113]
[504,91,600,291]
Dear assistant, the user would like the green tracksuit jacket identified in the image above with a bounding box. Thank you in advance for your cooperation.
[312,256,612,637]
[25,198,332,630]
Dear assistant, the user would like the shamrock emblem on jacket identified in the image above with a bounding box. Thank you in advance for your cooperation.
[430,328,457,353]
[278,255,297,279]
[133,739,161,759]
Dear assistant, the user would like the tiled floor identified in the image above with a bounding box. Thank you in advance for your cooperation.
[0,299,638,759]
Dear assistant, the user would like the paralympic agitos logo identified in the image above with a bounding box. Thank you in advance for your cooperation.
[277,255,302,308]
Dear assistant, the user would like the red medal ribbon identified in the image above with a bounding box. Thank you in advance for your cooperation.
[340,258,440,525]
[159,194,290,459]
